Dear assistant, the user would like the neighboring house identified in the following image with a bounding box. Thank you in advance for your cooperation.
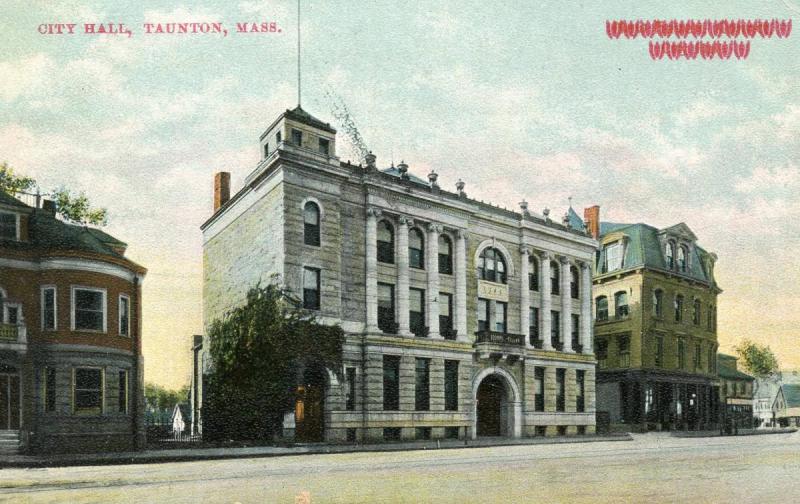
[585,208,721,432]
[0,192,146,454]
[717,354,755,428]
[773,384,800,427]
[201,105,599,442]
[753,375,782,428]
[171,403,190,438]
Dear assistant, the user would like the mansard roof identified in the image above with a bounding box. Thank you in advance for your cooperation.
[283,105,337,133]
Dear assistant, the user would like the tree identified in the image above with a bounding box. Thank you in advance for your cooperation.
[0,162,36,195]
[734,339,779,378]
[203,282,344,442]
[51,187,108,226]
[145,382,189,411]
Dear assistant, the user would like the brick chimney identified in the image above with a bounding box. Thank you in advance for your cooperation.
[42,199,57,216]
[213,172,231,212]
[584,205,600,239]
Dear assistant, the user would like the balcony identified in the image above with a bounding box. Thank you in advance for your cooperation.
[0,324,27,353]
[474,331,525,361]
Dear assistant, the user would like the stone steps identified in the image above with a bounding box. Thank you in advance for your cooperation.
[0,430,20,455]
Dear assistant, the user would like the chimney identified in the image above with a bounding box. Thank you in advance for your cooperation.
[584,205,600,239]
[214,172,231,212]
[41,199,57,216]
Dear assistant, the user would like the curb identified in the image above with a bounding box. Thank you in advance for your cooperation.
[670,428,797,438]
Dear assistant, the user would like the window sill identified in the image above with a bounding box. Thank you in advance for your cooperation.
[72,329,107,334]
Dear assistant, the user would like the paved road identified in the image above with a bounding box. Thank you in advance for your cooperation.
[1,432,799,503]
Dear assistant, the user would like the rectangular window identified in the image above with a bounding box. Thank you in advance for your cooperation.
[529,264,539,291]
[576,370,585,413]
[303,267,321,310]
[678,339,686,370]
[263,142,269,158]
[378,283,395,333]
[529,307,539,345]
[118,370,128,413]
[655,335,664,368]
[409,288,426,337]
[345,367,356,411]
[318,137,330,156]
[382,355,400,411]
[43,367,56,412]
[0,212,16,240]
[551,310,561,349]
[618,335,631,367]
[42,287,57,331]
[708,347,715,373]
[119,295,130,336]
[72,287,106,332]
[7,306,18,325]
[695,342,702,371]
[439,293,453,338]
[73,367,103,414]
[495,301,507,333]
[291,128,303,146]
[596,339,608,369]
[477,298,489,332]
[571,314,580,352]
[534,367,544,411]
[415,358,430,411]
[604,241,623,272]
[276,131,282,144]
[556,368,566,412]
[444,360,459,411]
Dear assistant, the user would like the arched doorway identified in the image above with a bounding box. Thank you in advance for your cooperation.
[294,364,326,443]
[477,374,507,436]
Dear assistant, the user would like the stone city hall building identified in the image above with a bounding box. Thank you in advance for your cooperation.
[586,210,721,432]
[0,192,146,454]
[201,105,598,442]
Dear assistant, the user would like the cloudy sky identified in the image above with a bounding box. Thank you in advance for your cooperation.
[2,1,798,389]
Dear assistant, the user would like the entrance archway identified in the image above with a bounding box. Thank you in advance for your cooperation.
[471,367,521,439]
[294,364,326,443]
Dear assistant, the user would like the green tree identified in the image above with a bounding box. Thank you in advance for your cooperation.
[145,382,189,411]
[51,187,108,226]
[0,162,36,195]
[734,339,779,378]
[204,282,344,442]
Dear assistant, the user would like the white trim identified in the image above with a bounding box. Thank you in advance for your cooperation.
[118,294,131,337]
[471,366,522,439]
[300,196,325,220]
[473,239,515,277]
[70,286,107,333]
[41,285,57,331]
[72,366,105,415]
[3,302,22,325]
[0,257,143,283]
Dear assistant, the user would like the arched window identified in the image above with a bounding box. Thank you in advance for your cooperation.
[693,298,701,325]
[570,266,579,299]
[478,247,507,284]
[614,291,628,318]
[678,246,688,272]
[596,296,608,321]
[550,261,560,295]
[303,201,320,246]
[377,220,394,264]
[409,228,425,269]
[665,242,675,269]
[438,235,452,274]
[653,289,663,317]
[674,294,684,322]
[529,256,539,291]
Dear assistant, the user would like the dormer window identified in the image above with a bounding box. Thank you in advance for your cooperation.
[665,242,675,269]
[677,245,688,272]
[604,241,623,272]
[291,128,303,147]
[0,212,17,240]
[318,138,330,156]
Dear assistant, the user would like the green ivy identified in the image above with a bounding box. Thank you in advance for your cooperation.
[203,281,344,442]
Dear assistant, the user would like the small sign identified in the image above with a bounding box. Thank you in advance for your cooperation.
[477,280,509,302]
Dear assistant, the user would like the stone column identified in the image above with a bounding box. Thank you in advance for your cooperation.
[520,246,531,348]
[427,223,442,339]
[580,262,593,355]
[454,230,468,342]
[365,207,380,332]
[540,252,553,350]
[560,256,574,353]
[396,216,412,337]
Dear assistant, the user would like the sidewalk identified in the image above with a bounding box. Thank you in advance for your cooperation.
[0,433,632,468]
[671,427,797,438]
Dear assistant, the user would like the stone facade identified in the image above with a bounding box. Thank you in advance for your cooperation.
[201,106,598,442]
[0,193,146,454]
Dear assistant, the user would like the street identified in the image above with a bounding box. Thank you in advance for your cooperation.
[1,432,799,503]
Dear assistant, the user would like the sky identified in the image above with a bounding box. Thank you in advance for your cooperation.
[1,1,798,389]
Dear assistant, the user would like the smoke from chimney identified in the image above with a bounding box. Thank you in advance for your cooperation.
[214,172,231,212]
[584,205,600,239]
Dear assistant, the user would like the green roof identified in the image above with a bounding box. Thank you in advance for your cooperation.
[0,191,29,209]
[284,106,336,133]
[596,221,716,285]
[381,166,429,185]
[781,384,800,408]
[717,356,754,381]
[567,207,584,232]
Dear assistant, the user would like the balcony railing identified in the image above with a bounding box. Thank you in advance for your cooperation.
[0,323,27,352]
[0,324,18,341]
[474,331,525,347]
[530,337,544,349]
